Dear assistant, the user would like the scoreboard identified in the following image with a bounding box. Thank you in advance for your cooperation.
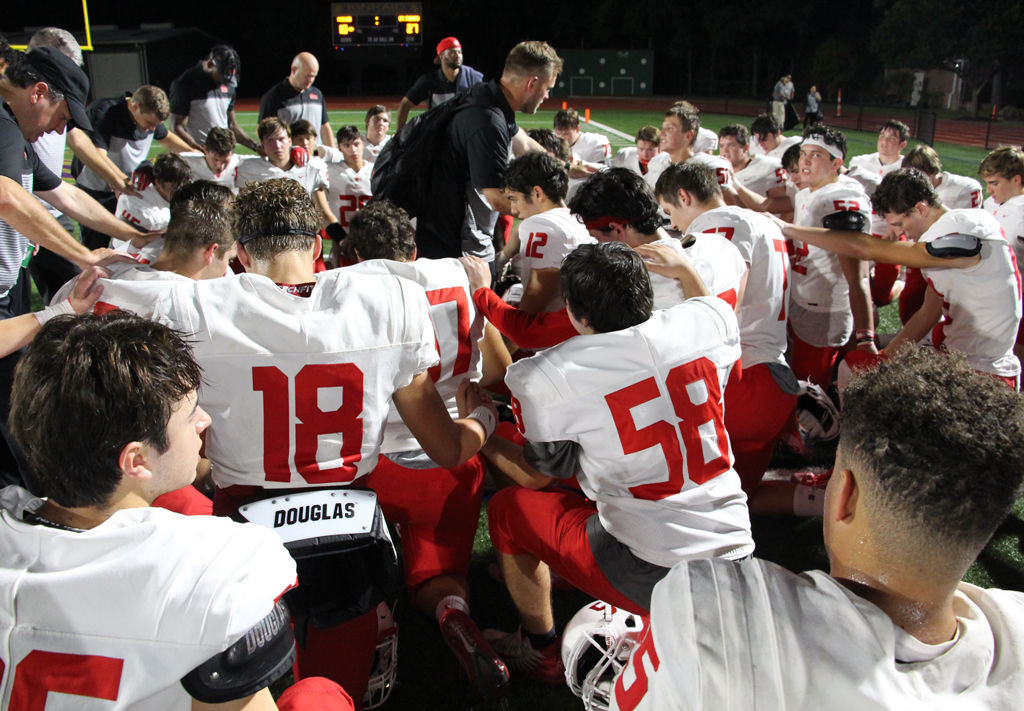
[331,2,423,46]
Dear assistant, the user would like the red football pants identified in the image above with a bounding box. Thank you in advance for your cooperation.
[488,486,648,616]
[899,267,927,324]
[788,330,839,390]
[724,363,798,493]
[277,677,356,711]
[871,262,901,306]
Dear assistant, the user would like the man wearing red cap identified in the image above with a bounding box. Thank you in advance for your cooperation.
[395,37,484,131]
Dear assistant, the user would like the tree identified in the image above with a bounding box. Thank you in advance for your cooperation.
[871,0,1024,118]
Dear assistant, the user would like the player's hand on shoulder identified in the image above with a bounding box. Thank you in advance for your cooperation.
[68,266,111,314]
[458,255,492,293]
[568,162,601,179]
[290,146,310,168]
[111,177,142,199]
[86,248,139,268]
[635,242,691,277]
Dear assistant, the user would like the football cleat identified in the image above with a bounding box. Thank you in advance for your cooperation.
[482,627,566,687]
[439,608,510,701]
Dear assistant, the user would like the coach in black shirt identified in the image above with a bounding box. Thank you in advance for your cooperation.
[169,45,258,152]
[259,52,335,148]
[416,42,562,263]
[396,37,484,131]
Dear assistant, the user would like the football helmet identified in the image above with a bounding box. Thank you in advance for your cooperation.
[795,381,840,443]
[363,601,398,709]
[561,600,646,711]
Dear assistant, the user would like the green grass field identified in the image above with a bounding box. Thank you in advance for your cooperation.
[106,108,1023,709]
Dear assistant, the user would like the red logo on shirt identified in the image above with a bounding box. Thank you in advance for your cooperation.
[310,93,318,99]
[220,85,228,92]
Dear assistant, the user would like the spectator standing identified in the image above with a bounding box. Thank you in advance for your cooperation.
[804,85,822,128]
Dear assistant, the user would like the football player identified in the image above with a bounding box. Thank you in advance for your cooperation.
[344,199,512,698]
[503,151,595,313]
[653,162,797,495]
[482,241,753,685]
[363,105,392,163]
[979,146,1024,261]
[112,153,194,263]
[570,168,746,309]
[554,108,612,166]
[612,347,1024,711]
[718,123,787,199]
[776,167,1021,387]
[748,113,801,159]
[180,126,247,192]
[91,179,497,703]
[785,125,875,389]
[644,103,734,192]
[322,125,374,244]
[849,120,909,177]
[0,310,354,710]
[612,125,660,176]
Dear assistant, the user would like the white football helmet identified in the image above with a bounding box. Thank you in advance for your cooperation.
[561,600,646,711]
[795,381,840,443]
[363,601,398,710]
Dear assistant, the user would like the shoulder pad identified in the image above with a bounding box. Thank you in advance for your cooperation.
[925,233,982,258]
[822,210,867,232]
[181,600,295,703]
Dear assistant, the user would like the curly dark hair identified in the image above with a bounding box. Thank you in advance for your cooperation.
[870,168,941,215]
[751,113,782,141]
[232,178,320,259]
[527,128,572,163]
[568,168,662,236]
[347,199,415,261]
[11,312,203,508]
[560,242,653,333]
[802,124,848,160]
[840,346,1024,569]
[503,151,568,204]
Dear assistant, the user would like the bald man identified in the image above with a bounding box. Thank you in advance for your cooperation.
[259,52,335,147]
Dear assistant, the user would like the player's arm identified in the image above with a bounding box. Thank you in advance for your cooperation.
[511,127,549,157]
[320,121,337,149]
[883,285,944,355]
[65,128,139,197]
[169,114,204,151]
[157,130,194,153]
[729,180,792,214]
[775,220,982,269]
[634,243,711,298]
[481,434,553,490]
[839,254,876,353]
[481,188,513,216]
[38,182,164,247]
[313,189,337,228]
[395,96,417,132]
[192,688,279,711]
[517,267,561,314]
[392,373,496,469]
[228,110,260,153]
[479,322,512,387]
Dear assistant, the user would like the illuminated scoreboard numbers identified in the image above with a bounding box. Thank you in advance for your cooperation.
[331,3,423,46]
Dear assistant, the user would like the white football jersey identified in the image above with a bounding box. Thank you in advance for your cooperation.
[934,172,983,211]
[985,194,1024,264]
[326,161,374,229]
[344,258,486,456]
[234,157,329,197]
[849,152,903,177]
[0,485,296,711]
[645,153,734,193]
[519,207,596,312]
[689,207,790,367]
[93,271,438,489]
[110,237,164,266]
[506,298,753,567]
[51,261,190,308]
[733,154,786,197]
[612,556,1024,711]
[843,166,882,198]
[180,151,245,192]
[750,135,802,160]
[921,209,1021,378]
[694,127,718,154]
[612,146,646,176]
[572,131,612,166]
[115,185,170,233]
[647,236,744,311]
[363,133,391,163]
[790,180,872,313]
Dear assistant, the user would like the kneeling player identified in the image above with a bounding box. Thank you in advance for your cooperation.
[612,347,1024,710]
[113,153,194,263]
[483,242,753,685]
[0,311,353,710]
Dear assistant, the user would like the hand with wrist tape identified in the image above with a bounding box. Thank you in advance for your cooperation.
[456,379,498,439]
[36,266,110,325]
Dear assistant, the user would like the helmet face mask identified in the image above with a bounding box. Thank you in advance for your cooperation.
[363,601,398,709]
[561,601,646,711]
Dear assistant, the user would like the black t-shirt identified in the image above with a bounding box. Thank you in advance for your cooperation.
[405,66,485,109]
[74,94,169,193]
[417,80,517,259]
[258,79,328,129]
[169,63,236,145]
[0,101,62,295]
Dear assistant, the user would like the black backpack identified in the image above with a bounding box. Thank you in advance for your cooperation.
[370,87,497,217]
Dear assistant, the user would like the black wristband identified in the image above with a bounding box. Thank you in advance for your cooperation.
[325,222,346,244]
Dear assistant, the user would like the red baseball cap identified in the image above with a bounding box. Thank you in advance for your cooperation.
[434,37,461,64]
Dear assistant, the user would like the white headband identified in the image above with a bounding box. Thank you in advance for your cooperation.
[803,136,844,160]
